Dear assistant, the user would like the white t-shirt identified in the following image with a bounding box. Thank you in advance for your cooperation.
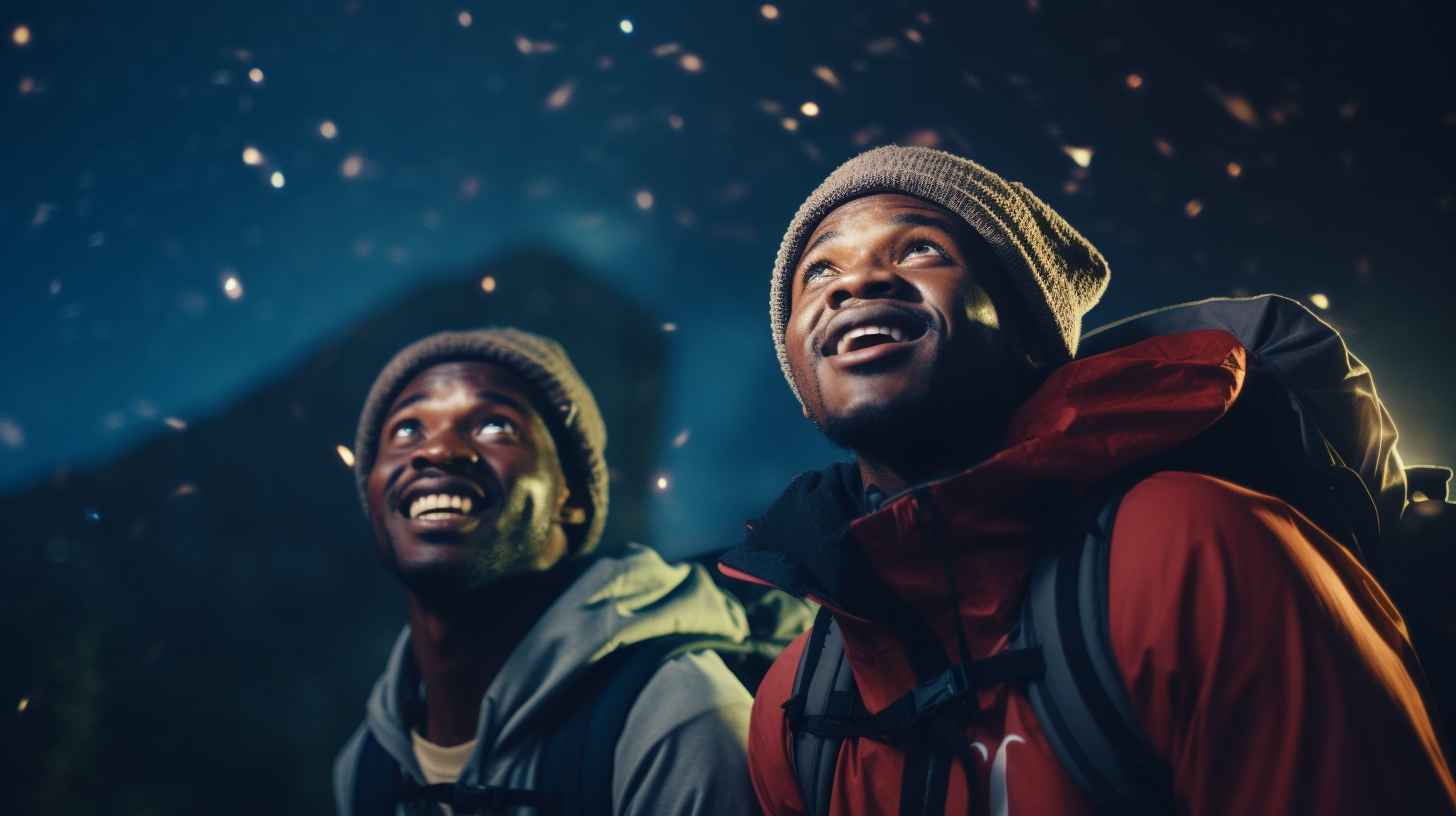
[411,730,476,785]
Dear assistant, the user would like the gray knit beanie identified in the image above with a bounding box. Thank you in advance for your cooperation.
[771,145,1110,403]
[353,328,609,555]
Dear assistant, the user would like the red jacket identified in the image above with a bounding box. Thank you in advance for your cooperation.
[722,330,1456,816]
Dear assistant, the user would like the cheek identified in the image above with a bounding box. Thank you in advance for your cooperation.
[961,286,1001,331]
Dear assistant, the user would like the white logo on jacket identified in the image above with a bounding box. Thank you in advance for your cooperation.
[971,735,1025,816]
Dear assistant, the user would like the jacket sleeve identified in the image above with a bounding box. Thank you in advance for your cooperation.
[746,633,811,816]
[1108,471,1456,816]
[613,650,763,816]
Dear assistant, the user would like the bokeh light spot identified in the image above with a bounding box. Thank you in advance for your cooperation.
[800,101,819,116]
[249,68,264,83]
[1310,293,1330,310]
[480,275,497,292]
[635,189,654,210]
[1062,145,1094,168]
[619,19,633,33]
[12,25,30,46]
[319,120,337,139]
[336,445,356,466]
[458,11,472,27]
[270,171,285,188]
[760,5,779,19]
[241,146,263,165]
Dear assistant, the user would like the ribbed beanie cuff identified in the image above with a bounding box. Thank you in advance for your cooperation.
[770,145,1110,403]
[353,328,609,555]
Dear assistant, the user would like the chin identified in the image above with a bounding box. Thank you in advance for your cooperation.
[384,533,546,598]
[821,387,935,454]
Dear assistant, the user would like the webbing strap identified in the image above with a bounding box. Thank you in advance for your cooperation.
[872,647,1046,737]
[407,782,561,813]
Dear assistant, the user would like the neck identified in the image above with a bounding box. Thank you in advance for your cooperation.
[855,423,1007,497]
[407,563,577,746]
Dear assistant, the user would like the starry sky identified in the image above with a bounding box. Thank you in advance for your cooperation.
[3,0,1454,557]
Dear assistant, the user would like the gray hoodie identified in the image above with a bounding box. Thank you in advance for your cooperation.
[334,544,760,816]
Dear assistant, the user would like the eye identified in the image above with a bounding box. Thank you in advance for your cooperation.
[801,259,834,284]
[477,418,519,439]
[903,241,945,261]
[390,419,421,442]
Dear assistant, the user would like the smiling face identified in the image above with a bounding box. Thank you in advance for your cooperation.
[365,360,583,599]
[785,193,1040,474]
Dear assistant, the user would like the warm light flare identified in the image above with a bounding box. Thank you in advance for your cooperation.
[800,101,819,116]
[1309,293,1330,310]
[1062,145,1094,168]
[223,275,244,299]
[12,25,31,46]
[242,146,263,165]
[481,275,497,292]
[249,68,264,83]
[270,171,285,188]
[337,445,356,466]
[760,4,780,19]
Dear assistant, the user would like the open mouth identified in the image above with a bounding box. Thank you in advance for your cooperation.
[396,478,490,525]
[824,309,929,358]
[407,492,476,520]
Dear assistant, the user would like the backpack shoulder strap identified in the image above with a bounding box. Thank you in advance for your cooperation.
[539,633,749,816]
[351,728,412,816]
[782,606,876,816]
[1012,483,1179,816]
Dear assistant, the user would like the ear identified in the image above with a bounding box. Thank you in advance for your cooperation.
[1011,328,1048,372]
[557,504,588,525]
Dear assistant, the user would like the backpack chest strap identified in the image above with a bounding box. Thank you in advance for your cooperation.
[784,645,1046,740]
[872,646,1046,736]
[404,782,562,814]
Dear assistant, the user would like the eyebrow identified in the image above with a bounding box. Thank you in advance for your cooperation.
[477,390,529,414]
[804,229,840,254]
[389,393,427,415]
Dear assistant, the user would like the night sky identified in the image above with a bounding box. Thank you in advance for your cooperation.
[3,0,1454,558]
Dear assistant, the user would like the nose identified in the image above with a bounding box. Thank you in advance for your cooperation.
[411,431,479,471]
[826,260,908,310]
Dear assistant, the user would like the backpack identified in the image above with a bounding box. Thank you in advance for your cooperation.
[349,587,809,816]
[781,295,1450,816]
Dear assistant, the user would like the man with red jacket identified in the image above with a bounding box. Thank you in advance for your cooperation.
[719,145,1456,815]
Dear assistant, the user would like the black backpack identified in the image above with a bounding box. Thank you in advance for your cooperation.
[781,295,1452,816]
[349,585,810,816]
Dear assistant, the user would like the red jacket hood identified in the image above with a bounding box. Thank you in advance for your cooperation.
[722,329,1247,711]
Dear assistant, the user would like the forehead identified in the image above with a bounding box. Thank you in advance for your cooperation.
[805,193,963,245]
[388,360,541,418]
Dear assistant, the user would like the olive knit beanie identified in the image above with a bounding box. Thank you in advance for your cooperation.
[353,328,609,555]
[770,145,1111,403]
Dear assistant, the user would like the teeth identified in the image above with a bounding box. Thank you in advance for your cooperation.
[836,325,906,355]
[408,493,477,520]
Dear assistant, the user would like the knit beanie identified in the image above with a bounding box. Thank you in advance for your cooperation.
[770,145,1110,403]
[353,328,609,556]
